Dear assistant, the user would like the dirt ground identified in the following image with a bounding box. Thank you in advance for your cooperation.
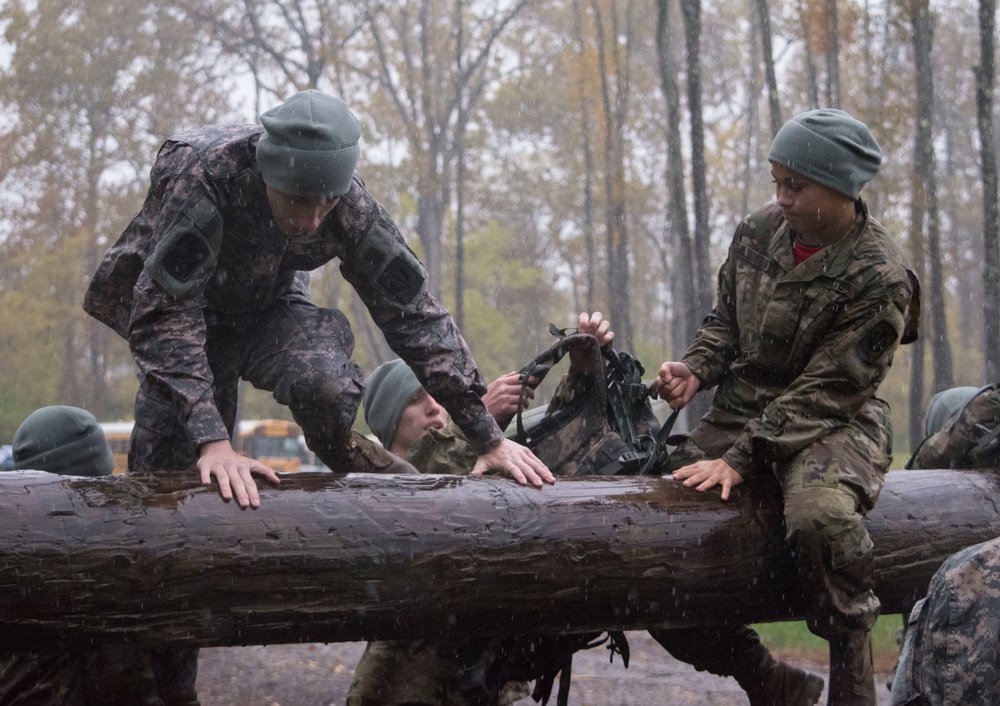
[195,632,897,705]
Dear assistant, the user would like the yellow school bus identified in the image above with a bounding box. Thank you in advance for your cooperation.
[99,421,134,474]
[234,419,306,473]
[100,418,307,474]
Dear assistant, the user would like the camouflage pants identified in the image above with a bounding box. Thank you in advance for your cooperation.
[127,298,363,704]
[129,296,364,473]
[0,644,166,706]
[667,398,890,642]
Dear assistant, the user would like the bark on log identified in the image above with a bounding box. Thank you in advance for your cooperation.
[1,468,998,651]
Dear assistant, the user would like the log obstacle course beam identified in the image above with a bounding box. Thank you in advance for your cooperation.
[1,468,998,651]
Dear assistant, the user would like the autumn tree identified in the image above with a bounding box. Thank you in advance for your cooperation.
[0,0,231,437]
[978,0,1000,381]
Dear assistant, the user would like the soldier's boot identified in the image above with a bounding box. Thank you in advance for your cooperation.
[320,430,419,474]
[827,630,876,706]
[729,635,824,706]
[650,626,823,706]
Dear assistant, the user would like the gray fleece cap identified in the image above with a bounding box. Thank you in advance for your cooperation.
[768,108,882,200]
[924,386,980,437]
[12,406,115,477]
[256,90,361,199]
[362,359,424,447]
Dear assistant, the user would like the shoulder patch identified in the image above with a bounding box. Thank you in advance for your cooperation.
[353,219,427,309]
[146,196,224,297]
[856,320,898,365]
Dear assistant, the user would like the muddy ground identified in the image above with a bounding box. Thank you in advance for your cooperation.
[196,631,896,705]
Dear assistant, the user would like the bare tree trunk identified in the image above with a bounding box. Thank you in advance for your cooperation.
[908,170,928,451]
[824,0,841,107]
[2,469,998,652]
[678,0,714,423]
[592,0,634,350]
[912,0,954,392]
[679,0,712,322]
[798,0,820,109]
[453,0,467,328]
[655,0,696,357]
[573,0,597,313]
[978,0,1000,381]
[752,0,782,137]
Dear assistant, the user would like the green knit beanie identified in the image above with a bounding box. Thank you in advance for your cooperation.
[767,108,882,200]
[12,406,115,477]
[363,359,424,448]
[256,90,361,199]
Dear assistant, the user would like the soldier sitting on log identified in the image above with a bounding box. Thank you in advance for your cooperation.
[346,311,613,706]
[0,407,164,706]
[650,109,919,705]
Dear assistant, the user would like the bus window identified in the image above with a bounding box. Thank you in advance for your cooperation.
[99,422,134,475]
[235,419,305,473]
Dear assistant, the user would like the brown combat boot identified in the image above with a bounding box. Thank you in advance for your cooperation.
[735,643,825,706]
[320,430,419,474]
[651,625,823,706]
[827,630,876,706]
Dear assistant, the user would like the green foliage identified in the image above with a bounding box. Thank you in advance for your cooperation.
[755,614,904,668]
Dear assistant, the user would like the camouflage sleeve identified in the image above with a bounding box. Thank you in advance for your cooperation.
[338,185,502,455]
[405,423,478,474]
[731,276,912,471]
[681,232,744,390]
[127,144,230,448]
[903,538,1000,704]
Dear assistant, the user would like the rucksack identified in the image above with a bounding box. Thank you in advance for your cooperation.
[461,326,677,706]
[906,383,1000,469]
[510,325,676,478]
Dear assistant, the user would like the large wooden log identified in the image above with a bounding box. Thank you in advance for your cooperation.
[1,468,998,651]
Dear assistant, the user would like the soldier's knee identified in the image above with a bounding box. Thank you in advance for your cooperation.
[784,486,870,568]
[277,358,365,413]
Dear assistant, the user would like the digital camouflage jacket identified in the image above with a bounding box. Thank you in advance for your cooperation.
[83,124,502,454]
[681,201,915,476]
[890,537,1000,706]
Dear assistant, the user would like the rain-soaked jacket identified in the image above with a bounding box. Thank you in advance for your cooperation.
[84,124,502,454]
[681,200,916,477]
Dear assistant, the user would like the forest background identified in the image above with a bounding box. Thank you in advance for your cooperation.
[1,0,997,460]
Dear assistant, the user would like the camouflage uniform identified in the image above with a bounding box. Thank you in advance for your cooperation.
[345,367,595,706]
[651,200,913,673]
[0,643,164,705]
[83,124,503,474]
[82,125,501,706]
[889,537,1000,706]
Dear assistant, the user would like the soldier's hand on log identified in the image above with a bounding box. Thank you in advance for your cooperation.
[471,438,555,488]
[197,439,281,508]
[484,372,533,430]
[671,459,743,501]
[651,362,700,409]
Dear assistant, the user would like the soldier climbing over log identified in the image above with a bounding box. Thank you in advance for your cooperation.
[80,88,553,706]
[649,109,920,705]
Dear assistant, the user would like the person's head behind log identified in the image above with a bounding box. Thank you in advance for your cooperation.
[11,406,115,477]
[363,359,446,456]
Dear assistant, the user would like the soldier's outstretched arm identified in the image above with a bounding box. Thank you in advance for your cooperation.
[197,439,281,508]
[471,438,555,488]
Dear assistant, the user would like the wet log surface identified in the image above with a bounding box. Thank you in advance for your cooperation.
[1,468,998,651]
